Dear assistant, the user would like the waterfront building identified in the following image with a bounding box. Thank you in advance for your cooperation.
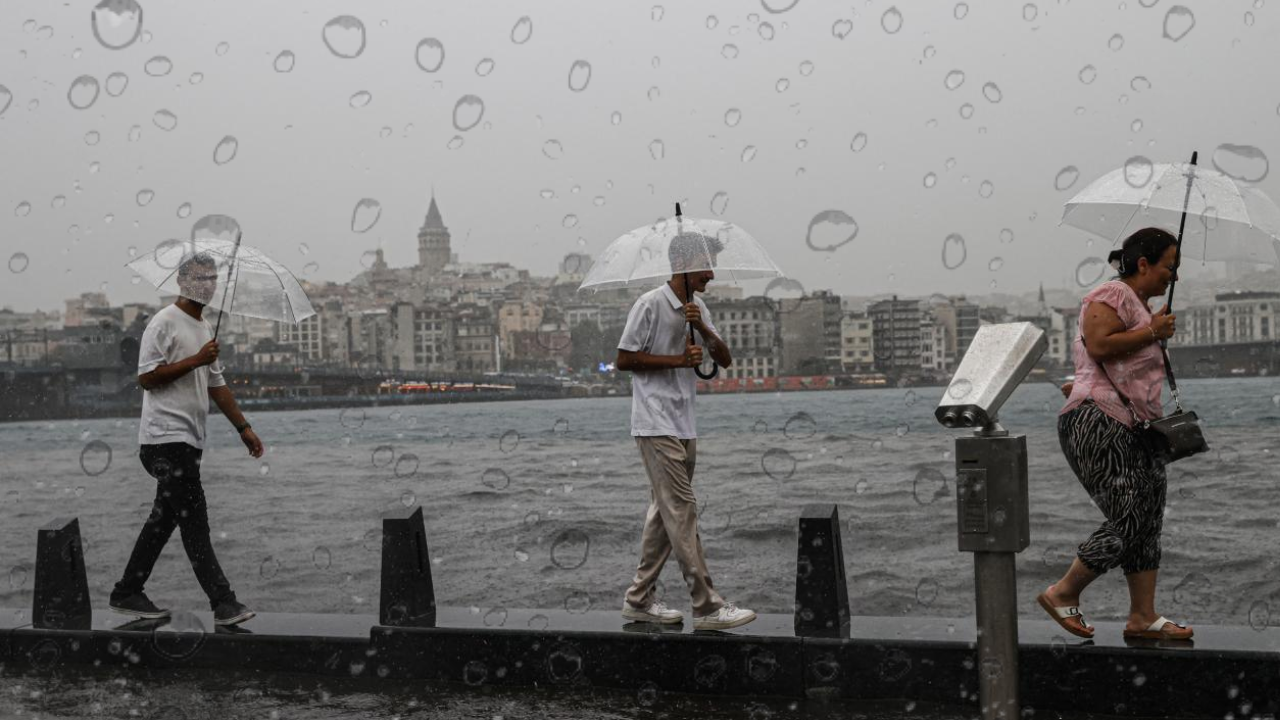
[715,297,777,380]
[780,291,843,375]
[868,295,922,374]
[840,312,875,374]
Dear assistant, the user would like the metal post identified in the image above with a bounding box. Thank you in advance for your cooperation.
[974,551,1019,720]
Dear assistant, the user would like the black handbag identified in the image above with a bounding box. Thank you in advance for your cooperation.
[1091,338,1208,465]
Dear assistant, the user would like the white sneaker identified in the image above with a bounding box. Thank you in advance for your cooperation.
[693,602,757,630]
[621,600,684,625]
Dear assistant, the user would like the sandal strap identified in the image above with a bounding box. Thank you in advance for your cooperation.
[1147,615,1184,632]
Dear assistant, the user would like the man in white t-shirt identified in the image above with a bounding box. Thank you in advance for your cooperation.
[616,231,756,631]
[109,252,264,627]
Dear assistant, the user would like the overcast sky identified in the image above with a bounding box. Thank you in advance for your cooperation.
[1,0,1276,313]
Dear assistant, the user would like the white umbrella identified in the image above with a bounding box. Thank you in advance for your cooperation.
[127,235,315,339]
[1062,154,1280,266]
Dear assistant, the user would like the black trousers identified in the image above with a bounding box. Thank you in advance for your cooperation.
[113,442,236,609]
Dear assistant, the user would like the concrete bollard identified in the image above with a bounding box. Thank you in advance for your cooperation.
[379,505,436,627]
[33,518,92,630]
[793,504,850,636]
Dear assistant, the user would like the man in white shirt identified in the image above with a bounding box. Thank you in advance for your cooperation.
[616,231,756,631]
[109,253,263,627]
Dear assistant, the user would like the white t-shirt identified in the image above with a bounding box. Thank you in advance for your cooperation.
[617,284,717,439]
[136,304,226,449]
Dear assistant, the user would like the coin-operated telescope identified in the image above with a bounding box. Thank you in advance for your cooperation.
[935,322,1047,720]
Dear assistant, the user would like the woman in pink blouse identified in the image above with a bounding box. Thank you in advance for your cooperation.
[1037,228,1194,642]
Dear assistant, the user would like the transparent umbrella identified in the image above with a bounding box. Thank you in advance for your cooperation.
[580,203,785,378]
[126,234,316,339]
[1062,154,1280,266]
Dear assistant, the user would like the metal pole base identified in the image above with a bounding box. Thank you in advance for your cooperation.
[974,552,1019,720]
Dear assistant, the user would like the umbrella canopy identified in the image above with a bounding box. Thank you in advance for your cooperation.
[1061,161,1280,265]
[127,237,315,324]
[578,214,784,292]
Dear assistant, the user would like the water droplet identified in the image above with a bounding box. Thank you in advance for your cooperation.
[799,60,814,76]
[881,6,904,34]
[1075,257,1106,286]
[758,22,775,41]
[445,94,484,132]
[92,0,144,50]
[1023,3,1039,21]
[348,90,372,109]
[475,58,495,77]
[215,41,230,56]
[1054,165,1079,191]
[101,73,125,100]
[850,132,868,152]
[832,19,853,39]
[775,78,790,92]
[189,72,203,85]
[414,38,445,72]
[1245,10,1256,26]
[941,233,967,269]
[52,196,67,209]
[9,253,30,273]
[1078,64,1097,84]
[944,69,965,90]
[651,5,665,21]
[567,60,592,92]
[648,139,665,160]
[706,15,720,29]
[979,180,994,198]
[1212,143,1269,183]
[710,192,729,216]
[959,103,974,119]
[721,44,739,59]
[723,108,743,127]
[177,202,191,218]
[15,201,31,217]
[322,16,366,59]
[923,172,937,188]
[152,109,177,131]
[67,75,101,110]
[988,257,1004,272]
[446,135,464,150]
[212,136,238,165]
[562,214,579,229]
[542,139,564,159]
[142,55,173,78]
[1162,5,1195,41]
[274,50,295,73]
[351,198,381,233]
[648,86,661,101]
[805,210,859,252]
[762,0,800,12]
[136,189,154,206]
[982,82,1002,103]
[954,2,970,19]
[741,145,757,162]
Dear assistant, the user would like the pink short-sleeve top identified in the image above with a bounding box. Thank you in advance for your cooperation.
[1060,280,1166,427]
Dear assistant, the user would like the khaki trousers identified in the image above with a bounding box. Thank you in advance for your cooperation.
[624,436,725,617]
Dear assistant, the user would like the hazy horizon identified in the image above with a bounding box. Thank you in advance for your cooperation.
[2,1,1277,314]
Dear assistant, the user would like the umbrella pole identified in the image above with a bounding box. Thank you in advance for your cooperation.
[1166,150,1198,313]
[212,230,244,342]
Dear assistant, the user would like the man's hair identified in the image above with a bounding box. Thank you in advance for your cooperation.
[668,231,725,274]
[177,252,217,279]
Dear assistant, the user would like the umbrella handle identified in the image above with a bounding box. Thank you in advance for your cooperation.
[1165,150,1198,315]
[212,230,244,342]
[684,273,718,380]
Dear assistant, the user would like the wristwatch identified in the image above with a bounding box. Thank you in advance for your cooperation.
[235,422,252,434]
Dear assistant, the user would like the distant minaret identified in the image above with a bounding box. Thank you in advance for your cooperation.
[1038,282,1047,314]
[417,192,451,276]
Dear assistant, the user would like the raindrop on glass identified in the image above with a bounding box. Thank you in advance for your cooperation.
[1162,5,1195,41]
[651,5,664,21]
[8,253,29,274]
[212,136,238,165]
[710,192,729,216]
[1075,257,1106,286]
[1130,75,1151,92]
[850,132,868,152]
[923,172,937,188]
[448,95,485,132]
[144,55,172,77]
[988,257,1004,271]
[15,202,31,217]
[944,70,965,90]
[67,75,101,110]
[274,50,295,73]
[982,82,1002,103]
[649,139,665,160]
[215,41,230,56]
[805,210,859,252]
[0,86,11,117]
[322,16,366,59]
[1053,166,1079,191]
[1211,143,1269,183]
[349,90,372,109]
[775,78,790,92]
[954,2,970,19]
[542,139,564,159]
[942,233,967,269]
[758,22,775,40]
[1078,65,1097,84]
[415,38,445,72]
[567,60,592,92]
[881,6,904,34]
[741,145,757,162]
[446,135,464,150]
[511,16,533,44]
[475,58,495,77]
[562,214,579,229]
[610,111,622,126]
[1023,3,1038,21]
[91,0,144,50]
[979,180,994,198]
[1108,33,1125,51]
[648,86,661,101]
[351,199,382,233]
[721,44,739,59]
[959,103,974,119]
[136,189,154,206]
[707,15,720,29]
[761,0,800,12]
[999,228,1014,243]
[799,60,814,76]
[724,108,742,127]
[189,72,203,85]
[832,19,852,39]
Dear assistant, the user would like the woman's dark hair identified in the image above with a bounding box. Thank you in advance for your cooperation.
[1107,227,1177,278]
